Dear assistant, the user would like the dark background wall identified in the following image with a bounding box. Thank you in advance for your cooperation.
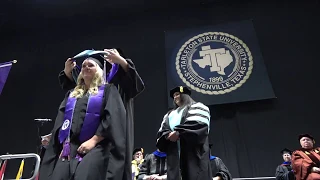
[0,0,319,178]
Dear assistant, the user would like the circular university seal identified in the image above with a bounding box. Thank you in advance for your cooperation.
[62,119,70,130]
[176,32,253,95]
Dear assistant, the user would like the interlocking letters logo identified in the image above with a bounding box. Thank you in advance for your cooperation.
[176,32,253,95]
[62,119,70,130]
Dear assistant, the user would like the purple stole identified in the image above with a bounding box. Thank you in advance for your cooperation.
[58,85,105,161]
[107,64,119,83]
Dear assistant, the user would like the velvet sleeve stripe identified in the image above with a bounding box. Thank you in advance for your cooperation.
[186,115,210,126]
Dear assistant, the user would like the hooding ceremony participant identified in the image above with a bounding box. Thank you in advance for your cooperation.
[156,86,212,180]
[39,51,127,180]
[58,48,145,180]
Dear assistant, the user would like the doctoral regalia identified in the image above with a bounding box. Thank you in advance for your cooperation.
[275,162,295,180]
[156,102,212,180]
[292,148,320,180]
[137,150,167,180]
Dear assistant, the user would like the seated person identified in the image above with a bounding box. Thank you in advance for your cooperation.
[132,147,145,180]
[138,149,167,180]
[292,134,320,180]
[210,144,232,180]
[275,148,295,180]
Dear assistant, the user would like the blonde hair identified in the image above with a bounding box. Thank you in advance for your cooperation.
[70,60,105,98]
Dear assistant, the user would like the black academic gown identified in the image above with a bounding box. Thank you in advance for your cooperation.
[275,162,295,180]
[156,102,212,180]
[39,84,127,180]
[58,59,145,180]
[210,156,232,180]
[137,152,167,180]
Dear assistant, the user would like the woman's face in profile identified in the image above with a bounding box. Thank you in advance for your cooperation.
[173,92,182,106]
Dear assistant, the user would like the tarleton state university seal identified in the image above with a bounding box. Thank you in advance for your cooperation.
[176,32,253,95]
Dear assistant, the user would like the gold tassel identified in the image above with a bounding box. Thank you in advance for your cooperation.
[180,86,183,93]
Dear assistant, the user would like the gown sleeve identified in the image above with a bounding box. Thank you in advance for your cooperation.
[174,102,210,145]
[94,84,127,179]
[156,113,172,152]
[111,59,145,99]
[275,165,294,180]
[58,70,76,91]
[214,157,232,180]
[292,150,312,180]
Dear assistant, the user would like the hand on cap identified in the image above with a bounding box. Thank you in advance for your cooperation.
[64,58,76,74]
[104,49,126,65]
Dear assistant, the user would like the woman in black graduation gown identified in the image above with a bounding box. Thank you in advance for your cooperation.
[39,55,127,180]
[58,48,145,180]
[156,86,212,180]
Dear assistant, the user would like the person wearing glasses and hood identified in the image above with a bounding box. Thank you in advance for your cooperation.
[156,86,212,180]
[275,148,295,180]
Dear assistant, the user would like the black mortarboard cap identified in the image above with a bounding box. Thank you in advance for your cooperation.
[298,133,315,142]
[70,49,118,83]
[280,148,292,155]
[72,50,109,70]
[169,86,191,98]
[133,147,144,155]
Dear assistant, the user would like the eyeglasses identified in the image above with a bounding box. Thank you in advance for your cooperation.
[135,152,142,156]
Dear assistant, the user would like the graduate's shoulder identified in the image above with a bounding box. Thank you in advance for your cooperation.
[103,83,120,94]
[104,83,117,88]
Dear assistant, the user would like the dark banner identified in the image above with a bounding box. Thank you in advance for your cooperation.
[165,20,276,107]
